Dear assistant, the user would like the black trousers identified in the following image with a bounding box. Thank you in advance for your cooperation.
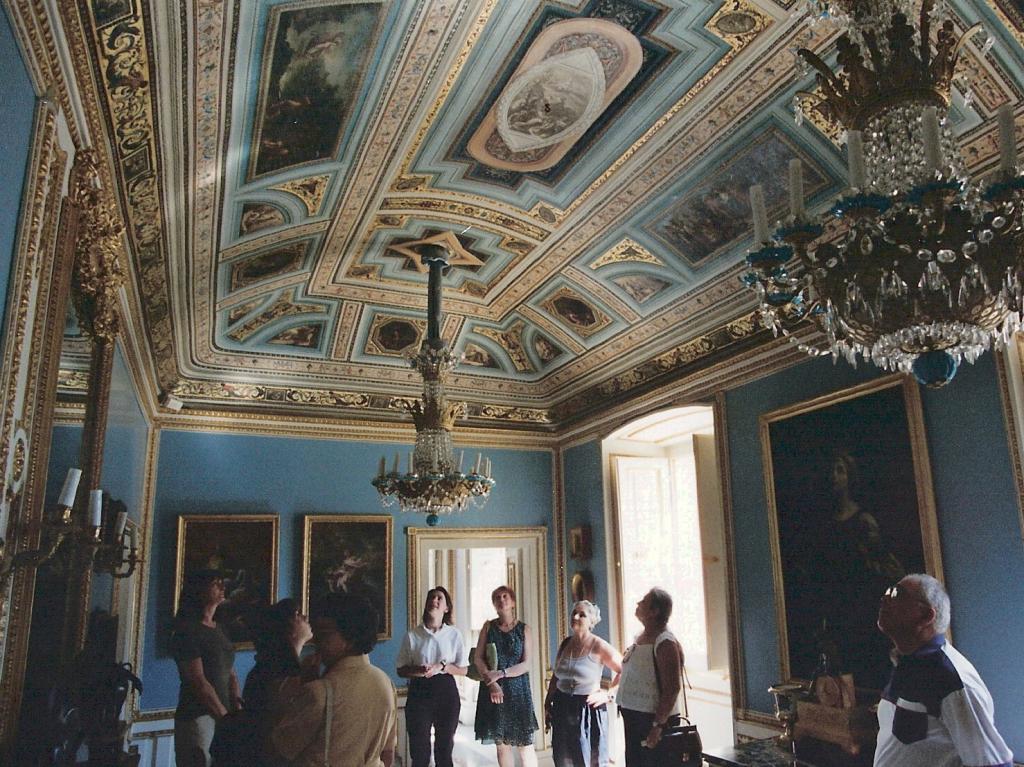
[406,675,461,767]
[620,709,680,767]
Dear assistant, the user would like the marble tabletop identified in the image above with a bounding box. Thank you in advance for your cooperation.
[702,738,818,767]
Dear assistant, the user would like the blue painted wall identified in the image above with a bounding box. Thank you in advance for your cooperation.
[561,440,612,643]
[140,429,554,712]
[0,7,36,332]
[91,344,150,609]
[726,354,1024,758]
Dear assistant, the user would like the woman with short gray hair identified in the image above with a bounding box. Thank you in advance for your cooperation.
[544,600,622,766]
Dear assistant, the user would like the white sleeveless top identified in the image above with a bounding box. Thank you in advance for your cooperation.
[616,630,682,715]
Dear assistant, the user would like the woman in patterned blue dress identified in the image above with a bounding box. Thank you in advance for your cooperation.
[473,585,539,767]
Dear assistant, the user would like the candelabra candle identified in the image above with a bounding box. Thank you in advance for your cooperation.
[114,510,128,539]
[788,159,805,218]
[998,103,1017,174]
[88,490,103,528]
[474,453,482,474]
[846,130,866,190]
[58,468,82,509]
[378,456,386,478]
[127,524,137,550]
[749,184,769,244]
[392,452,400,474]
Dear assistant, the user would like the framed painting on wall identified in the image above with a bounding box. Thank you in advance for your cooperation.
[760,375,943,691]
[302,515,393,639]
[174,514,279,647]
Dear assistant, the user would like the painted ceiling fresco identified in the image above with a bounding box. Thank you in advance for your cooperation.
[63,0,1024,429]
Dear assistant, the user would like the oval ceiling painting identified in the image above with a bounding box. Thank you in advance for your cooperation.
[469,18,643,172]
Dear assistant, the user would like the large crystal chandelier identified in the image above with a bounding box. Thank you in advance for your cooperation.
[743,0,1024,386]
[372,242,494,525]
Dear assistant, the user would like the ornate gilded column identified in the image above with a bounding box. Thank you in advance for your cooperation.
[61,150,125,661]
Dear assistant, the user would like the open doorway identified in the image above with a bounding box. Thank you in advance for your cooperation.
[408,527,550,765]
[604,405,734,750]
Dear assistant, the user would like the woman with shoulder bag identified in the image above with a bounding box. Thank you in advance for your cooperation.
[616,588,687,767]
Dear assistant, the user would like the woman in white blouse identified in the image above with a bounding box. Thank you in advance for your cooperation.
[397,586,469,767]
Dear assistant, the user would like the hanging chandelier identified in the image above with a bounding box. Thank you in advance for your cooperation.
[742,0,1023,386]
[372,242,494,525]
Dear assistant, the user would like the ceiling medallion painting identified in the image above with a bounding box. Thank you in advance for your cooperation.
[448,0,674,188]
[590,237,663,269]
[223,289,326,347]
[366,315,427,358]
[642,127,834,267]
[250,2,386,179]
[611,274,672,305]
[239,202,288,236]
[469,18,644,171]
[461,343,500,370]
[227,241,310,293]
[540,287,613,339]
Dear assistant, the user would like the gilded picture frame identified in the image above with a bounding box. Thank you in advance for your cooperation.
[174,515,280,647]
[760,375,944,691]
[302,515,393,639]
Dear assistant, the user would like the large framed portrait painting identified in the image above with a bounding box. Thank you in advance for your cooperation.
[175,515,279,647]
[761,375,944,691]
[302,515,392,639]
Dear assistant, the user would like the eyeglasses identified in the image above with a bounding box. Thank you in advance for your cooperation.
[882,584,930,606]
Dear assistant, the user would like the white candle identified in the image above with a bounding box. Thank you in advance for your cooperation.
[485,458,492,477]
[127,524,137,550]
[392,453,399,474]
[378,456,386,478]
[408,451,414,474]
[788,159,805,218]
[749,185,769,244]
[88,490,103,528]
[847,130,866,190]
[997,103,1017,174]
[114,510,128,539]
[458,450,464,472]
[58,467,82,508]
[922,107,942,174]
[474,453,482,474]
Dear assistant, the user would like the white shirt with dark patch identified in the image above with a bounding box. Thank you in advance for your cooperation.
[396,623,468,668]
[874,635,1012,767]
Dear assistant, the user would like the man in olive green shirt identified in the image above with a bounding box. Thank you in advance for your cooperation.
[273,593,397,767]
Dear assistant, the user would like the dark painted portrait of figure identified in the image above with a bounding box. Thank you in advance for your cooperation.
[374,318,420,353]
[303,515,392,638]
[229,242,308,291]
[552,295,597,327]
[462,343,499,369]
[267,323,323,349]
[763,380,937,691]
[239,203,286,235]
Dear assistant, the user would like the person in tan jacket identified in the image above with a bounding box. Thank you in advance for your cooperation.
[272,593,397,767]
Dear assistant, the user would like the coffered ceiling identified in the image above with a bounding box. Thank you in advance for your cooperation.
[48,0,1024,430]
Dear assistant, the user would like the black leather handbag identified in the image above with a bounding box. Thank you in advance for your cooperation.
[651,644,703,766]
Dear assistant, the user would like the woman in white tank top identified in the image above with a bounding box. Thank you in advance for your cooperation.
[615,588,684,767]
[544,601,622,767]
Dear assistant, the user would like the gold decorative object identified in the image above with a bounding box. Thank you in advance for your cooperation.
[372,242,494,525]
[744,1,1024,387]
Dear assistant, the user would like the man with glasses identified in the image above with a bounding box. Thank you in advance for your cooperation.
[874,573,1011,767]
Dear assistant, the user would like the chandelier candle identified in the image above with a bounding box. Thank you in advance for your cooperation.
[921,106,942,174]
[846,130,865,190]
[57,467,82,509]
[88,490,102,528]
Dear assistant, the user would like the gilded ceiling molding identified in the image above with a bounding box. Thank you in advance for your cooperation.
[589,238,663,269]
[268,175,332,217]
[379,197,547,241]
[993,0,1024,47]
[154,413,557,450]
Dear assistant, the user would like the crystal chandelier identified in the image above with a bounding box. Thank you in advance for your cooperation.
[743,0,1024,386]
[372,242,494,525]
